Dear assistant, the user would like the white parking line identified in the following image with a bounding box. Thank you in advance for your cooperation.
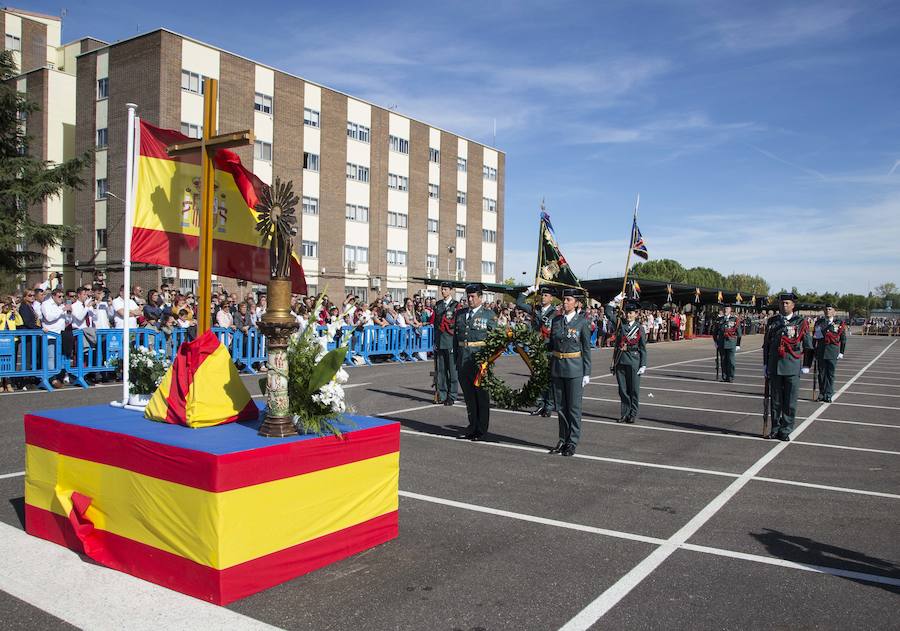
[825,400,900,411]
[791,441,900,456]
[753,476,900,500]
[590,382,762,400]
[817,418,900,429]
[0,470,25,480]
[558,339,896,630]
[583,396,768,417]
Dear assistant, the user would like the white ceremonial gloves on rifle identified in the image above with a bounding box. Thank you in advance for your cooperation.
[637,366,646,375]
[523,284,540,296]
[837,353,844,359]
[801,367,810,374]
[736,346,741,350]
[582,376,590,387]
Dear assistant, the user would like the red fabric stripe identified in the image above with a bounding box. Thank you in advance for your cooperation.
[139,120,197,163]
[163,330,220,425]
[213,150,262,210]
[131,227,307,294]
[25,414,399,492]
[26,504,398,605]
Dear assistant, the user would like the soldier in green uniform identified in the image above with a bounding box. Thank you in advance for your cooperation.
[432,281,460,406]
[714,303,742,382]
[605,295,647,423]
[762,292,814,441]
[547,288,593,456]
[517,285,559,417]
[813,303,847,402]
[455,283,498,440]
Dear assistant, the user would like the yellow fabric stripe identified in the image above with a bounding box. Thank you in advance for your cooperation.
[184,343,253,428]
[25,445,399,569]
[144,365,173,423]
[135,155,261,247]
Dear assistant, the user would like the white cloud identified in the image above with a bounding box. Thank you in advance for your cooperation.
[703,5,860,52]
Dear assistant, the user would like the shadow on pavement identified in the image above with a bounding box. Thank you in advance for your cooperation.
[9,496,25,529]
[751,528,900,594]
[394,416,551,451]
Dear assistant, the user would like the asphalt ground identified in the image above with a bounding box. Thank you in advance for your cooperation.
[0,334,897,630]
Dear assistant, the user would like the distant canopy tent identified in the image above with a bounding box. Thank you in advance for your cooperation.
[578,278,770,309]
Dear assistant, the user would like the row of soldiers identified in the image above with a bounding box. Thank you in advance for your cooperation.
[432,283,848,453]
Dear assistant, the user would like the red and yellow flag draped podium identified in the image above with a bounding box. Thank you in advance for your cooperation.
[23,405,400,604]
[145,330,257,428]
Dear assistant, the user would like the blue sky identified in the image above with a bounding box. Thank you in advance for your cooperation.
[31,0,900,293]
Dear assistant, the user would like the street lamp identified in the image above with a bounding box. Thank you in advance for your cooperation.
[586,260,603,279]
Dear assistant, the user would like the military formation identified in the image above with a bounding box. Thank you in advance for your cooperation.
[432,283,847,451]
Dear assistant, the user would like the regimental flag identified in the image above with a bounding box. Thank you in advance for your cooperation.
[694,287,701,303]
[631,217,649,260]
[666,284,673,303]
[750,294,756,307]
[537,211,582,290]
[736,292,743,303]
[632,280,641,299]
[132,121,307,293]
[717,290,724,303]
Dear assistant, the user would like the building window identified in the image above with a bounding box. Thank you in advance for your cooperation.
[304,108,320,128]
[5,34,21,51]
[304,152,320,171]
[301,240,318,258]
[96,128,108,148]
[346,163,370,183]
[426,254,438,270]
[345,204,369,222]
[254,140,272,162]
[387,250,408,266]
[345,285,368,302]
[302,196,319,215]
[180,122,202,138]
[347,122,370,143]
[96,178,108,200]
[483,165,498,181]
[458,157,467,172]
[388,173,409,191]
[483,197,497,212]
[181,70,204,94]
[482,261,496,274]
[457,190,467,205]
[344,246,369,264]
[254,92,273,115]
[96,228,108,250]
[456,257,466,272]
[96,77,109,99]
[428,184,440,199]
[389,135,409,154]
[427,218,438,233]
[429,147,440,163]
[482,228,497,243]
[456,224,466,239]
[387,211,408,229]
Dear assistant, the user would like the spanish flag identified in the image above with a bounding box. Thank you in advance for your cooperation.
[145,330,258,428]
[132,121,306,293]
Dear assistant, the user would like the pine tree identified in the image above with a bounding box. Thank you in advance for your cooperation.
[0,50,89,277]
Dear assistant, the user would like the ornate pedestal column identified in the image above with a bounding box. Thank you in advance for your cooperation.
[258,278,299,437]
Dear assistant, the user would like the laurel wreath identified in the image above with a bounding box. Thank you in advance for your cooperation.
[474,326,550,410]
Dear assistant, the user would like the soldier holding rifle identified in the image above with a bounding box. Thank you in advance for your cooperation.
[433,281,460,406]
[714,303,742,382]
[606,293,647,424]
[813,303,847,403]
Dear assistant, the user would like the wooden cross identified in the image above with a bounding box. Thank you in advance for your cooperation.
[166,77,254,334]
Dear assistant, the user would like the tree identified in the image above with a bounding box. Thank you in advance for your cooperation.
[684,266,725,289]
[0,50,89,278]
[723,273,770,296]
[502,277,517,287]
[874,282,897,298]
[631,258,687,282]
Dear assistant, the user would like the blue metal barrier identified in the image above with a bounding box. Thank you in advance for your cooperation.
[0,330,59,391]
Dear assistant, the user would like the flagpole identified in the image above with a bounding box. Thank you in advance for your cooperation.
[114,103,138,407]
[611,194,639,370]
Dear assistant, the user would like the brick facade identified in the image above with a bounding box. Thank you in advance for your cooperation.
[318,89,348,297]
[438,132,459,282]
[368,108,389,287]
[407,121,429,294]
[20,17,46,73]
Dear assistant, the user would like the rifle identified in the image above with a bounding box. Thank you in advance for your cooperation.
[763,373,770,438]
[432,348,440,404]
[715,346,720,381]
[812,355,817,401]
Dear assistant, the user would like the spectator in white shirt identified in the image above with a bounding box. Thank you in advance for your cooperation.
[91,286,112,329]
[112,285,141,329]
[70,287,91,330]
[32,286,45,322]
[41,289,69,387]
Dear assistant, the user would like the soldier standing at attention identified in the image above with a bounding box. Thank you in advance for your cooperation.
[714,303,742,382]
[548,289,593,456]
[455,284,498,441]
[813,303,847,402]
[433,281,460,406]
[605,294,647,424]
[517,285,559,417]
[763,292,814,441]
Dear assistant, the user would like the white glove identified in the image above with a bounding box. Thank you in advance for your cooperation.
[524,284,539,296]
[608,291,625,306]
[637,366,646,375]
[801,367,810,374]
[837,353,843,359]
[736,346,741,351]
[582,376,590,387]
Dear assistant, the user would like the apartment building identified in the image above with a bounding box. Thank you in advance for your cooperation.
[73,28,505,300]
[1,6,105,287]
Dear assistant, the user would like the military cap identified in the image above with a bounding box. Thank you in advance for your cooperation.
[824,303,836,309]
[539,286,556,296]
[624,299,640,312]
[779,292,797,301]
[439,281,454,289]
[561,288,583,298]
[465,283,485,294]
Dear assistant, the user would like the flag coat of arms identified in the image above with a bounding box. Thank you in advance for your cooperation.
[132,121,306,293]
[538,212,581,290]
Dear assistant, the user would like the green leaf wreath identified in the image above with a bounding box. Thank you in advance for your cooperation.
[475,326,550,410]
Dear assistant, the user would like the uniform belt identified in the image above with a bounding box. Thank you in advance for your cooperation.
[552,351,582,359]
[462,341,486,347]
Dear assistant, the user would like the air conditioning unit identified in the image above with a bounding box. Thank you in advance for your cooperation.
[163,267,177,279]
[427,268,438,279]
[346,262,357,273]
[370,276,381,289]
[456,270,466,281]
